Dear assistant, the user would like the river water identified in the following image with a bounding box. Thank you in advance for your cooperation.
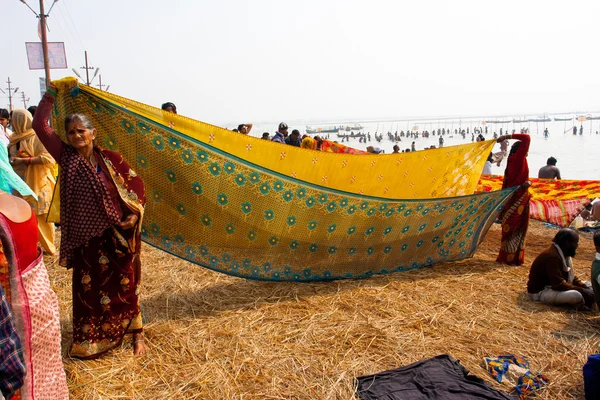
[246,118,600,181]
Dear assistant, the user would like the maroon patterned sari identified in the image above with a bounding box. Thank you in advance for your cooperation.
[67,149,146,359]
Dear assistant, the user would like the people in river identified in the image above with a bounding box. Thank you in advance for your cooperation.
[392,144,400,153]
[495,133,531,266]
[438,136,444,147]
[237,123,253,134]
[161,102,177,114]
[538,157,561,180]
[272,122,288,144]
[527,229,594,308]
[411,142,416,152]
[543,128,549,137]
[591,232,600,310]
[7,109,57,255]
[580,125,584,135]
[573,126,577,135]
[285,129,301,147]
[33,83,147,359]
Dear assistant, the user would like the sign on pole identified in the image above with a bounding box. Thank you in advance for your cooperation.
[25,42,68,70]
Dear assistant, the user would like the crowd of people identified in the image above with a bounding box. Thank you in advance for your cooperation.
[0,92,599,399]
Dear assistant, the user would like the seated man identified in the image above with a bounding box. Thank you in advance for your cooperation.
[538,156,561,179]
[527,228,594,308]
[285,129,301,147]
[592,232,600,310]
[581,201,600,222]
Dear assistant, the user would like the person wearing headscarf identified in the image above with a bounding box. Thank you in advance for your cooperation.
[8,109,57,255]
[495,133,531,265]
[32,82,146,359]
[301,136,317,150]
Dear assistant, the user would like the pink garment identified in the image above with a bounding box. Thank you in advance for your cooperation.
[0,212,69,400]
[21,256,69,400]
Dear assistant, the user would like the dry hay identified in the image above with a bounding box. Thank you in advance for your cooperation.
[45,220,600,399]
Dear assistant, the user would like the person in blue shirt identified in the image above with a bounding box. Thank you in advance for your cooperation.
[272,122,288,144]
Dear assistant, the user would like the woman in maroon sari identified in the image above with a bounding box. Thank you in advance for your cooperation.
[32,83,146,359]
[495,133,531,266]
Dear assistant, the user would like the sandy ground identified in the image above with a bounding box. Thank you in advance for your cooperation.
[45,220,600,399]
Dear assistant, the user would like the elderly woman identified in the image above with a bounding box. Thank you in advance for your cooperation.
[32,84,146,359]
[8,109,57,255]
[495,133,531,266]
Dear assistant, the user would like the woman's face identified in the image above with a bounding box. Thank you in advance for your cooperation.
[66,120,96,150]
[0,116,8,129]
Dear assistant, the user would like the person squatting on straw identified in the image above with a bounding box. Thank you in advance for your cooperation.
[32,82,147,359]
[527,229,595,309]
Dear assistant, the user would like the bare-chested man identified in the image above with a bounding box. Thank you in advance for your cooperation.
[538,157,561,180]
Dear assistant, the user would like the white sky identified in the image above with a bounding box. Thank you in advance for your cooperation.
[3,0,600,126]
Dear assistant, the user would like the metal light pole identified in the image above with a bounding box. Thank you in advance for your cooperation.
[21,92,30,108]
[39,0,51,87]
[0,78,20,110]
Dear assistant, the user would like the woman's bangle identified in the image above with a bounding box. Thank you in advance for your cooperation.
[46,88,57,97]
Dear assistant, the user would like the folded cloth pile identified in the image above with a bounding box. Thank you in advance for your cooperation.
[483,354,548,399]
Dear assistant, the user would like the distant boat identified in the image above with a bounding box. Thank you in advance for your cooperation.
[344,124,363,131]
[553,116,573,121]
[306,126,340,134]
[528,117,552,123]
[585,115,600,120]
[512,118,528,124]
[484,120,511,124]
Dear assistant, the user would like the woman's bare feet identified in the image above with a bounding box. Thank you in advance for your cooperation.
[133,332,146,356]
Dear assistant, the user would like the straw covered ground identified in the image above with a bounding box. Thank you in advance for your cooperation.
[45,220,600,399]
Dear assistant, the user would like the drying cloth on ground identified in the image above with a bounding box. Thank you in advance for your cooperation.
[356,354,512,400]
[483,355,548,399]
[47,77,515,282]
[478,175,597,227]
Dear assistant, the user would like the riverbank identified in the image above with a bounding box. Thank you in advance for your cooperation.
[46,220,600,399]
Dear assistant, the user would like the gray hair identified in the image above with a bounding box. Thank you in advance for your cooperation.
[65,113,95,131]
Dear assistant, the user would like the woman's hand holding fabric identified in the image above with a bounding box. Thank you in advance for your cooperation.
[118,214,138,230]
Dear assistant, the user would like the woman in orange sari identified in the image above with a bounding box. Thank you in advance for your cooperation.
[496,133,531,265]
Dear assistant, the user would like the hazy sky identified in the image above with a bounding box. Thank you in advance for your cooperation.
[3,0,600,126]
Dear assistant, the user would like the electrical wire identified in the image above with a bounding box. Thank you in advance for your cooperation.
[59,0,87,51]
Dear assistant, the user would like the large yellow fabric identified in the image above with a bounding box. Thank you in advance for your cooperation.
[47,78,515,282]
[53,78,493,200]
